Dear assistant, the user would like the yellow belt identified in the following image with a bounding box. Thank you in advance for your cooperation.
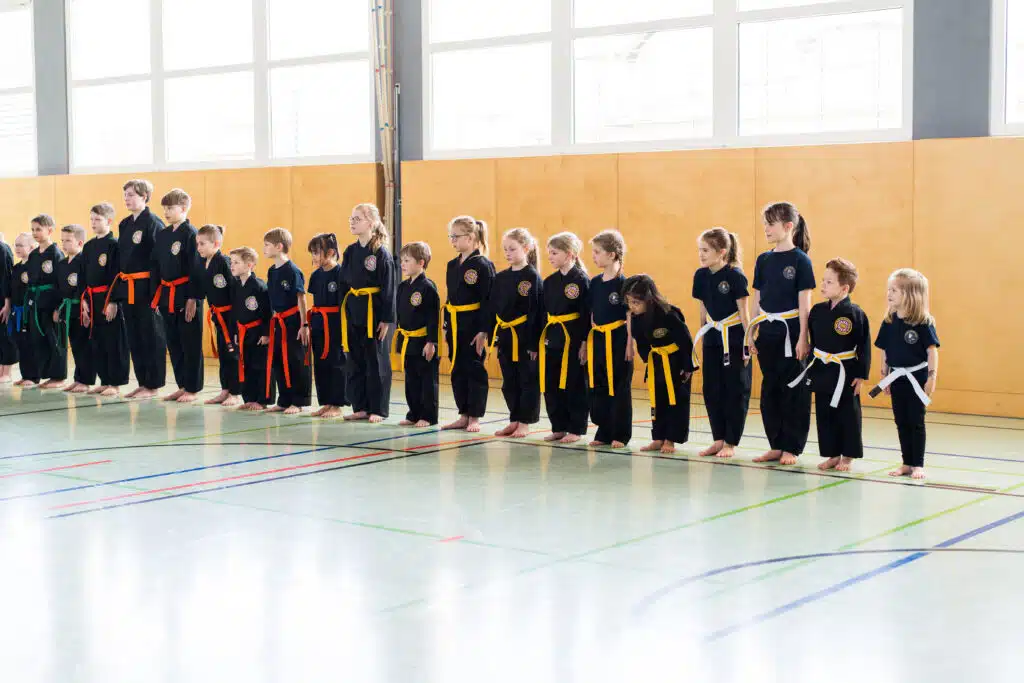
[395,327,428,362]
[647,343,680,408]
[340,286,381,352]
[445,302,481,365]
[587,319,627,396]
[746,308,800,357]
[692,311,743,368]
[490,314,529,362]
[788,347,859,408]
[539,312,581,391]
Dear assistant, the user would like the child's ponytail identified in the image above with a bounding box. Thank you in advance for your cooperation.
[763,202,811,254]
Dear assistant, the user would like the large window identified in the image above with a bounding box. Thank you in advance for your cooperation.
[0,4,36,177]
[424,0,913,157]
[994,0,1024,135]
[67,0,374,172]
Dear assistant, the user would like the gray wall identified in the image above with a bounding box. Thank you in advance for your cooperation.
[34,0,69,175]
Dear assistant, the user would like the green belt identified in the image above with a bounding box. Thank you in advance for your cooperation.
[26,284,55,336]
[56,298,81,346]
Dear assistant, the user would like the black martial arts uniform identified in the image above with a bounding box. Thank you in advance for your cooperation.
[751,248,815,457]
[0,242,18,365]
[55,254,95,386]
[541,265,590,436]
[26,243,66,382]
[267,260,311,409]
[83,232,129,387]
[233,274,274,406]
[307,264,348,408]
[487,264,544,425]
[151,219,203,394]
[692,265,752,446]
[11,263,34,380]
[396,273,440,425]
[197,250,240,396]
[634,304,696,445]
[114,207,167,390]
[444,250,495,418]
[341,242,396,417]
[589,273,633,445]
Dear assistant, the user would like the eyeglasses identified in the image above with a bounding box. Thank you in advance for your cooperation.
[448,233,471,241]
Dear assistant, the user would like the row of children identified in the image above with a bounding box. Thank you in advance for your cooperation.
[0,182,940,478]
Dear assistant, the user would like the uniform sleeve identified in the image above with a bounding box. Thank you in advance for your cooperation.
[924,323,940,349]
[526,271,544,352]
[0,250,10,301]
[855,307,871,379]
[691,269,702,301]
[293,267,306,296]
[634,321,651,360]
[807,304,821,348]
[185,231,202,300]
[425,281,441,345]
[752,254,765,291]
[149,235,161,289]
[482,273,499,341]
[797,252,815,292]
[257,282,272,325]
[732,269,750,300]
[377,248,396,323]
[874,320,889,350]
[668,308,696,372]
[578,271,592,330]
[474,260,496,336]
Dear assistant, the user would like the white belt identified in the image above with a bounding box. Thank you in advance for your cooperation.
[788,347,859,408]
[692,311,742,368]
[746,308,800,357]
[871,362,931,406]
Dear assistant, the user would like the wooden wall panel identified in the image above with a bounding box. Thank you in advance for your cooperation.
[0,177,55,242]
[204,167,293,267]
[291,163,380,267]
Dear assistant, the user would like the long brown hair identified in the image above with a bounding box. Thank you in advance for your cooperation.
[763,202,811,253]
[503,227,538,268]
[700,227,741,269]
[886,268,934,325]
[622,274,670,314]
[449,215,489,256]
[591,229,626,264]
[354,203,389,252]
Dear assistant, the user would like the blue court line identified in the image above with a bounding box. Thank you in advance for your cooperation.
[703,507,1024,642]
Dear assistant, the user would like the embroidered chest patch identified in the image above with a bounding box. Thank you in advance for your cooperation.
[364,255,377,271]
[281,280,291,291]
[170,241,181,256]
[42,260,53,274]
[782,265,796,280]
[213,274,227,289]
[718,280,731,294]
[833,317,853,336]
[132,230,143,245]
[653,328,668,339]
[517,280,532,296]
[245,296,258,311]
[410,291,423,307]
[464,269,478,285]
[327,281,338,293]
[98,253,108,267]
[20,272,28,284]
[904,329,919,345]
[608,291,620,305]
[68,273,79,288]
[564,283,580,300]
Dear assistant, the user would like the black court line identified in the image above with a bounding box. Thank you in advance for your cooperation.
[0,398,134,418]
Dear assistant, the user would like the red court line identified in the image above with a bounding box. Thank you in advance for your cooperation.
[0,460,112,480]
[440,536,465,543]
[49,450,395,511]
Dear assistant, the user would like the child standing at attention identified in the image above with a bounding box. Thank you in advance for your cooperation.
[442,215,495,433]
[789,258,870,472]
[589,230,633,448]
[396,242,440,427]
[692,228,751,459]
[307,232,348,419]
[10,234,35,387]
[264,228,311,415]
[82,202,129,397]
[623,275,696,454]
[747,202,815,465]
[541,232,590,444]
[26,214,66,389]
[54,224,94,393]
[0,233,17,383]
[231,247,274,411]
[872,269,940,480]
[488,228,544,439]
[341,203,396,423]
[196,224,241,407]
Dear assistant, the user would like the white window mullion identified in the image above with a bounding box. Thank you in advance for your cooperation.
[253,0,270,163]
[552,0,572,148]
[713,0,739,143]
[151,0,166,168]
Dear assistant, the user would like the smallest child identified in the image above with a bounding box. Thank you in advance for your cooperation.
[11,233,36,387]
[396,242,441,427]
[54,224,94,393]
[230,247,274,411]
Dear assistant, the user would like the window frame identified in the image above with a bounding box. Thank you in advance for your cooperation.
[992,0,1024,136]
[0,1,38,177]
[65,0,377,174]
[422,0,914,159]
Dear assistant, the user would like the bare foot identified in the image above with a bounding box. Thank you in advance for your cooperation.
[640,441,664,452]
[414,420,431,428]
[163,389,185,402]
[89,386,105,395]
[369,414,384,423]
[205,390,230,405]
[544,432,566,442]
[100,387,120,397]
[495,423,519,437]
[779,452,798,465]
[266,405,286,413]
[889,465,912,477]
[135,388,158,399]
[442,417,469,430]
[818,456,841,471]
[176,393,197,403]
[239,402,264,411]
[222,395,242,407]
[345,411,369,422]
[717,445,736,459]
[125,387,141,398]
[283,406,301,415]
[589,440,607,447]
[466,418,481,433]
[21,380,39,389]
[699,441,725,457]
[13,379,27,387]
[611,441,626,449]
[660,441,676,454]
[399,419,415,426]
[320,407,342,418]
[911,467,926,480]
[42,379,67,389]
[62,383,77,393]
[311,406,327,417]
[836,457,854,472]
[511,424,529,438]
[559,434,581,444]
[753,450,783,463]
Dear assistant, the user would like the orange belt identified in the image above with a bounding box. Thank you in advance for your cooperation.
[267,306,301,396]
[307,306,340,361]
[207,305,233,358]
[237,319,262,383]
[105,271,150,308]
[151,275,190,313]
[81,285,108,337]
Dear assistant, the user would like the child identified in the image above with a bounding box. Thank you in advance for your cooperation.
[340,204,396,423]
[264,227,311,414]
[54,224,95,393]
[10,234,35,387]
[82,202,129,397]
[153,189,204,403]
[196,224,241,407]
[396,242,440,427]
[872,268,940,480]
[624,275,696,454]
[788,258,870,472]
[442,215,495,433]
[0,233,17,383]
[307,232,348,418]
[541,232,590,444]
[488,228,544,439]
[26,214,67,389]
[747,202,815,466]
[588,230,633,448]
[231,247,274,411]
[113,179,167,399]
[692,227,752,459]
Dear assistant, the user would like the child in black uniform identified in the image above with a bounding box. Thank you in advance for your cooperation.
[11,233,35,387]
[0,233,16,383]
[489,228,544,439]
[55,224,94,393]
[264,228,311,414]
[197,224,241,407]
[873,268,940,480]
[442,215,495,433]
[589,230,633,448]
[82,202,129,397]
[624,275,696,454]
[341,203,396,423]
[231,247,274,411]
[541,232,590,444]
[307,232,348,418]
[748,202,815,466]
[27,214,66,389]
[692,227,752,459]
[396,242,440,427]
[789,258,870,472]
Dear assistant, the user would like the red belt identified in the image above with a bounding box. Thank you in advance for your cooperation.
[81,285,108,337]
[307,306,340,361]
[151,276,190,313]
[207,305,233,358]
[237,319,263,383]
[267,306,300,396]
[105,271,149,308]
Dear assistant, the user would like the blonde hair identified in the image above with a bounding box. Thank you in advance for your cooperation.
[547,231,587,273]
[90,202,116,221]
[263,227,293,253]
[122,179,155,202]
[886,268,933,326]
[198,224,225,242]
[700,227,742,269]
[160,188,191,210]
[449,215,489,256]
[31,214,55,229]
[61,224,88,242]
[503,227,538,268]
[591,229,626,263]
[14,232,33,248]
[230,246,258,265]
[354,203,389,253]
